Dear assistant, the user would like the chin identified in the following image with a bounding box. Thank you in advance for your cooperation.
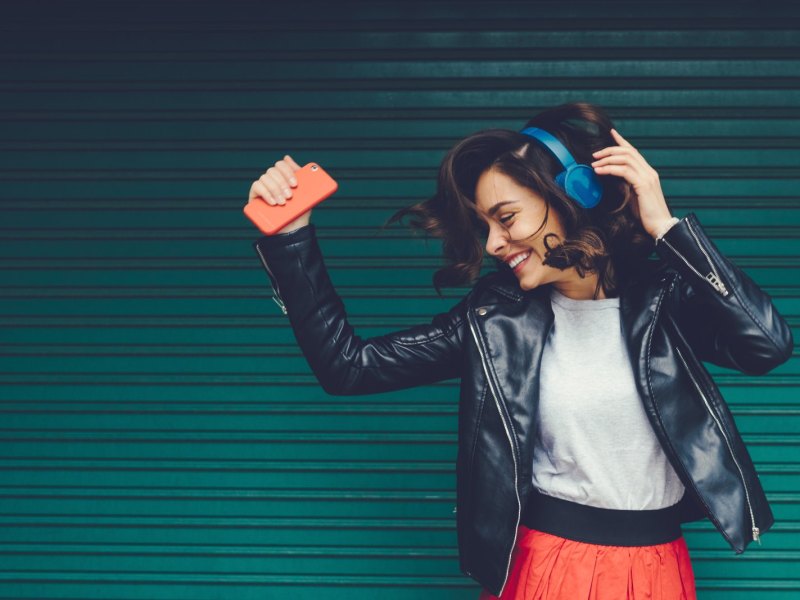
[517,274,537,291]
[518,265,553,291]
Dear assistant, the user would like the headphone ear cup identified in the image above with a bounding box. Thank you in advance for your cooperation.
[521,125,603,208]
[563,165,603,208]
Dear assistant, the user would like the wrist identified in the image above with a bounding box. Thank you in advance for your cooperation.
[255,223,315,250]
[651,216,680,241]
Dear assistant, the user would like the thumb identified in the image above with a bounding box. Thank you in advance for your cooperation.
[284,154,303,171]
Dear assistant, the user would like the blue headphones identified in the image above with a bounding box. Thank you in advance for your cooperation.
[518,126,603,209]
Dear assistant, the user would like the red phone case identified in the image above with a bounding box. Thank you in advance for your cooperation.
[244,162,338,235]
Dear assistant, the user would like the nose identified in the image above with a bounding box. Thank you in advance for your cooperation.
[485,222,510,257]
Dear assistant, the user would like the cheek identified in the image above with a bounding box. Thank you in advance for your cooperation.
[528,238,546,257]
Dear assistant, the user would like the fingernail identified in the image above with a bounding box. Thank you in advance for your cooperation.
[290,178,297,186]
[283,188,291,198]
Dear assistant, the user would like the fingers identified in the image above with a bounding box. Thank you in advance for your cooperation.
[261,168,292,204]
[249,154,302,206]
[610,128,633,148]
[591,151,658,181]
[590,148,661,191]
[591,162,637,180]
[275,158,298,188]
[592,129,637,157]
[256,156,299,205]
[251,179,285,206]
[591,151,650,181]
[591,153,642,172]
[591,129,651,172]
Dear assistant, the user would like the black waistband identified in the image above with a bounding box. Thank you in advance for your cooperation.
[521,486,684,546]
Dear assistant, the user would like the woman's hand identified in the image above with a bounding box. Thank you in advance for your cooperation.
[248,154,310,234]
[590,128,675,239]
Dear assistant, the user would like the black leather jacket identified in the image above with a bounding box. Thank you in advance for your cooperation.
[252,212,793,597]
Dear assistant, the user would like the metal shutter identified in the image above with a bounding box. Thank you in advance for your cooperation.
[1,1,797,598]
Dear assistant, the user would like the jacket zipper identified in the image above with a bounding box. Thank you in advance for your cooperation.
[254,244,288,315]
[467,309,521,597]
[673,344,760,544]
[658,218,729,297]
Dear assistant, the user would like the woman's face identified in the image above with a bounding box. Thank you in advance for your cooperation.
[473,167,569,292]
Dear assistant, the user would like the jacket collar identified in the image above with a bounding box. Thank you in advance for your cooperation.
[475,258,671,306]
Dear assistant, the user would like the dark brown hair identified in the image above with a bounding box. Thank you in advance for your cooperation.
[382,101,656,299]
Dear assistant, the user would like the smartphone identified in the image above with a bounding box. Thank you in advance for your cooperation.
[244,162,338,235]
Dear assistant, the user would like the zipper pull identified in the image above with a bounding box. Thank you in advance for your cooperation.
[705,272,729,297]
[254,244,289,315]
[752,526,761,545]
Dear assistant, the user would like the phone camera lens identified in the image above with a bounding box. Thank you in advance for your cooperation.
[311,165,318,171]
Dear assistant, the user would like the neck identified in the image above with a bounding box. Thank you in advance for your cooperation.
[552,273,612,300]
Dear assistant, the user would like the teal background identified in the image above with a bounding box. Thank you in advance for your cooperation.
[0,1,798,597]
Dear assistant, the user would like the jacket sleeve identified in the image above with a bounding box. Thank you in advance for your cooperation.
[252,224,469,395]
[654,211,793,375]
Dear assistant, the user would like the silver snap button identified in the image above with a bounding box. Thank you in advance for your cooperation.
[476,307,488,316]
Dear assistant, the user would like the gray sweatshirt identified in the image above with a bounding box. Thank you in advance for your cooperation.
[530,285,686,510]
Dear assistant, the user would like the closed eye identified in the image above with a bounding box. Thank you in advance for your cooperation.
[474,213,514,233]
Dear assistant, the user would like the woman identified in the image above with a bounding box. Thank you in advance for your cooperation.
[246,102,793,599]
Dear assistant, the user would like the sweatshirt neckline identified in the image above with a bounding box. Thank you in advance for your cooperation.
[549,286,620,310]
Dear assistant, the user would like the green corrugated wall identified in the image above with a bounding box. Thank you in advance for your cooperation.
[1,1,798,598]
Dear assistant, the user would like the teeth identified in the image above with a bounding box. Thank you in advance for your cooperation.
[508,252,530,268]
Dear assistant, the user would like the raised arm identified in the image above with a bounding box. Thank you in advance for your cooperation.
[655,211,793,375]
[253,224,470,395]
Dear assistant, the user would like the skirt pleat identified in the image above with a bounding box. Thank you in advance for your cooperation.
[478,524,697,600]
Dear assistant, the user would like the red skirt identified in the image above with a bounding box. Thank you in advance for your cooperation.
[478,524,697,600]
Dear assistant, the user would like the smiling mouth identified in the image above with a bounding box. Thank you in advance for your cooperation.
[506,251,531,272]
